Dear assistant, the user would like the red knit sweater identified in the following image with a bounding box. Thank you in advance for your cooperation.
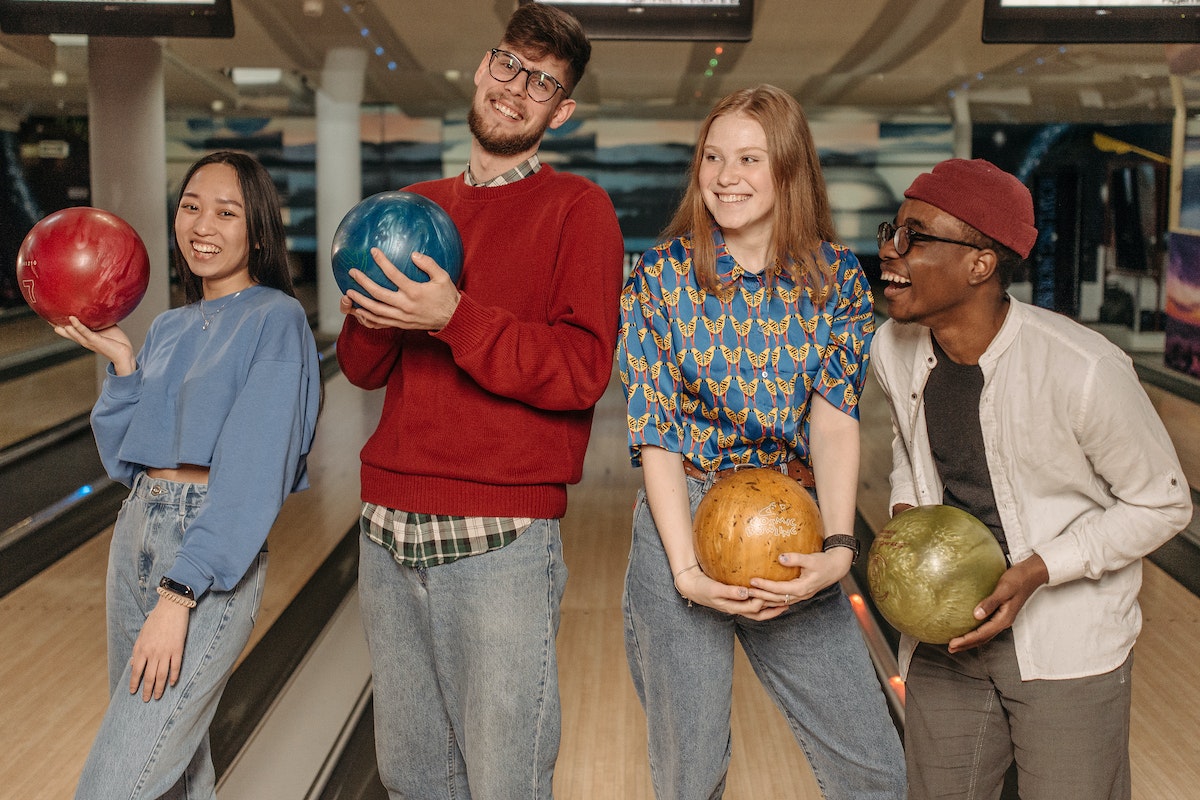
[337,165,625,519]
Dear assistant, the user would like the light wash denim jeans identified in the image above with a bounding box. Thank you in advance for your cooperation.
[623,477,906,800]
[905,631,1132,800]
[74,472,267,800]
[358,517,567,800]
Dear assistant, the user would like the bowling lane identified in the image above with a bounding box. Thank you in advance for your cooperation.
[1144,382,1200,494]
[0,309,73,360]
[0,347,95,450]
[0,368,377,799]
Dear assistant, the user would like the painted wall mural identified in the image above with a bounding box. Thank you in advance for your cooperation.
[1166,231,1200,379]
[1167,104,1200,380]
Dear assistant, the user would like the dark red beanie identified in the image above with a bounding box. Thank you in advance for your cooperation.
[903,158,1038,258]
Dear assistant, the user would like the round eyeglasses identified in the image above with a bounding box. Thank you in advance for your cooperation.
[877,221,982,257]
[487,48,567,104]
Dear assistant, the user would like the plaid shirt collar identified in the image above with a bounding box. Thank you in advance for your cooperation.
[464,153,542,187]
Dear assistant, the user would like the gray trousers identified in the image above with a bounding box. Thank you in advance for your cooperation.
[904,629,1132,800]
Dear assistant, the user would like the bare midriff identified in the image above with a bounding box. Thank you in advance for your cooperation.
[146,464,210,484]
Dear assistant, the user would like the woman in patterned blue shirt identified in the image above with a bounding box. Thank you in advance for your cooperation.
[618,85,905,799]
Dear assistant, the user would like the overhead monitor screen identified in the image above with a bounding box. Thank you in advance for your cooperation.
[519,0,754,41]
[0,0,235,38]
[983,0,1200,43]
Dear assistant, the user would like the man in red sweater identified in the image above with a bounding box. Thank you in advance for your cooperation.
[335,4,624,798]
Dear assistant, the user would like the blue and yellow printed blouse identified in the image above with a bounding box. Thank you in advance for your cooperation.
[618,228,874,472]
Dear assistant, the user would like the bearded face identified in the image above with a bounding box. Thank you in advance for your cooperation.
[467,97,548,158]
[467,46,573,161]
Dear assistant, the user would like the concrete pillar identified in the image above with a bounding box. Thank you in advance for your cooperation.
[951,91,972,159]
[87,37,168,384]
[315,47,367,338]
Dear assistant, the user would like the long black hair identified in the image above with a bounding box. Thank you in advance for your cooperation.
[173,150,294,304]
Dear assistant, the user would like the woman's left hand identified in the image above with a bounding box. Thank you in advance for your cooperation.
[748,547,854,609]
[129,600,190,702]
[53,316,136,376]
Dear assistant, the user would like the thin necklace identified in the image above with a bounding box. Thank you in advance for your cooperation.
[199,290,244,331]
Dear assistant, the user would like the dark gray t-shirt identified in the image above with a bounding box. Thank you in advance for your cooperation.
[924,336,1009,554]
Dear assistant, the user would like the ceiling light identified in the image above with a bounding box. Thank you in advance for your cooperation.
[49,34,87,47]
[302,0,323,16]
[230,67,284,86]
[51,69,67,86]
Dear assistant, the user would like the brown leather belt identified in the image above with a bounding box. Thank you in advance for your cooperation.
[682,458,815,488]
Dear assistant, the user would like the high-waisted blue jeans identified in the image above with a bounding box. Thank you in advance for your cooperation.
[74,472,266,800]
[623,476,906,800]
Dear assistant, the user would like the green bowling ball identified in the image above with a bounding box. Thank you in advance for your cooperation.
[867,505,1007,644]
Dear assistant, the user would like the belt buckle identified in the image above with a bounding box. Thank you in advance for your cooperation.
[726,461,787,474]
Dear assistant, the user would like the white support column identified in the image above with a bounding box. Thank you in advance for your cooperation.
[87,37,169,386]
[951,91,972,159]
[315,47,367,338]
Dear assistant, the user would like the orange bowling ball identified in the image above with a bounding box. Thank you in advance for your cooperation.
[692,467,824,586]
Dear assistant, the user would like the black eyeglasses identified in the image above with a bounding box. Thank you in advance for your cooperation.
[877,221,982,256]
[487,49,567,103]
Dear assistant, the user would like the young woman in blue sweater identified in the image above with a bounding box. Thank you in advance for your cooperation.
[55,151,321,799]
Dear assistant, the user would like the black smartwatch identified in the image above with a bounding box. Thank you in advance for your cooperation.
[822,534,860,565]
[159,576,196,604]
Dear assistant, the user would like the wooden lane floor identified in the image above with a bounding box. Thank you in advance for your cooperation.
[0,370,379,799]
[0,310,66,360]
[0,313,94,448]
[2,363,1198,798]
[0,353,95,449]
[1144,382,1200,494]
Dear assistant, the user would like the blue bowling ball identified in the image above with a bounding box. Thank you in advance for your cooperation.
[331,191,463,295]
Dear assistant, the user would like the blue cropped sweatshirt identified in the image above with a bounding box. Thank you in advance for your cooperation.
[91,284,322,599]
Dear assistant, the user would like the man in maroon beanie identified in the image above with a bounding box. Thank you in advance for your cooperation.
[870,158,1191,800]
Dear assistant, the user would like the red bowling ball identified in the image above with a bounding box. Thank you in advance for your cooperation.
[16,207,150,329]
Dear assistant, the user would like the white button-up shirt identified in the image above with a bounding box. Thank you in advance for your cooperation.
[872,297,1192,680]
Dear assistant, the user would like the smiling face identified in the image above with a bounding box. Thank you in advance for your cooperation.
[879,198,992,328]
[698,112,776,266]
[467,45,575,160]
[174,162,253,299]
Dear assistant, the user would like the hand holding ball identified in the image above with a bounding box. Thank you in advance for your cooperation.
[331,191,463,296]
[692,468,825,587]
[867,505,1007,644]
